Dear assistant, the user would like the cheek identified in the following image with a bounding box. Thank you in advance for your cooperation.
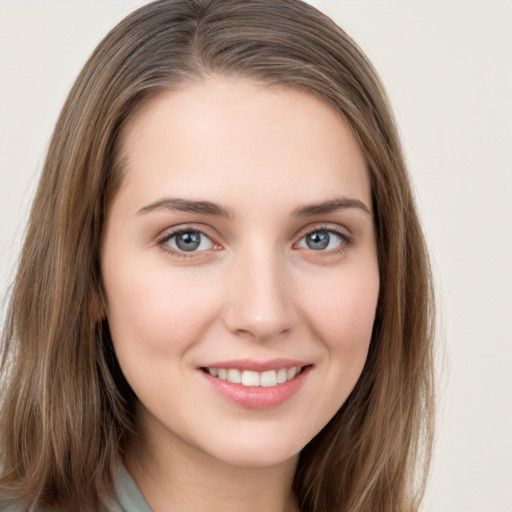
[301,262,379,411]
[103,260,221,358]
[304,267,379,353]
[289,264,379,442]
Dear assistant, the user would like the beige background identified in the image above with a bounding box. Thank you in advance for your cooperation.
[1,1,511,511]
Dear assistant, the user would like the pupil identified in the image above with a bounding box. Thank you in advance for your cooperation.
[307,231,329,250]
[176,232,201,251]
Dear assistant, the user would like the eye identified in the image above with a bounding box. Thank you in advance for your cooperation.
[162,230,214,252]
[297,229,345,251]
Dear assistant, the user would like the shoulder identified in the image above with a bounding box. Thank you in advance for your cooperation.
[0,493,102,512]
[0,493,41,512]
[0,493,26,511]
[0,494,122,512]
[0,497,59,512]
[0,464,139,512]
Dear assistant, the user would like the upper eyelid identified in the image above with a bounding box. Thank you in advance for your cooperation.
[294,222,351,240]
[156,224,218,243]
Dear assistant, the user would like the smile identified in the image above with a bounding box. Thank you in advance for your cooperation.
[204,366,304,387]
[200,362,312,409]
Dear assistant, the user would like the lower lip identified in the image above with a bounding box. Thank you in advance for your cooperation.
[200,366,311,409]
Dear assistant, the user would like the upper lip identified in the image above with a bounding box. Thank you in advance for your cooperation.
[199,358,310,372]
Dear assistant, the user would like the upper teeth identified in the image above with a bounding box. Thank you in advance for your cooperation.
[207,367,301,387]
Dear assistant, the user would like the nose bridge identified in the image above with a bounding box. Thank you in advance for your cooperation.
[224,242,296,340]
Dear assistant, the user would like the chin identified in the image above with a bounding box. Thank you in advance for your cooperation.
[196,426,308,469]
[212,445,299,469]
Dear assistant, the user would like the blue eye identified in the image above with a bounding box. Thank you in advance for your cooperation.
[297,230,344,251]
[164,230,214,252]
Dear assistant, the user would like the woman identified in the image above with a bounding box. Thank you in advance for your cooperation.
[0,0,435,510]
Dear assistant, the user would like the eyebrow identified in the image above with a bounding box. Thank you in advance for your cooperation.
[292,197,372,217]
[136,196,371,219]
[136,198,233,218]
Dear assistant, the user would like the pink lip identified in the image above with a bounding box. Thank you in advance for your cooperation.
[199,363,312,409]
[199,358,309,372]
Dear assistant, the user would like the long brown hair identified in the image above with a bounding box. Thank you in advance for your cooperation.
[0,1,435,510]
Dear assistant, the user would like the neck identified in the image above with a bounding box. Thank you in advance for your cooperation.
[125,414,300,512]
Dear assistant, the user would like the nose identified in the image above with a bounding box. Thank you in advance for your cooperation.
[223,247,298,341]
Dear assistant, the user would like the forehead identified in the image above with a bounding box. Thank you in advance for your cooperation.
[114,77,370,210]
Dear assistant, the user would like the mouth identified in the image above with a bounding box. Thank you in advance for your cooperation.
[200,365,308,388]
[199,359,313,408]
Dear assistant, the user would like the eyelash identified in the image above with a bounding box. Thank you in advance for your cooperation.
[295,225,354,255]
[156,226,218,258]
[155,224,354,258]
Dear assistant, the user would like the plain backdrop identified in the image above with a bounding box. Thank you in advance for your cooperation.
[1,1,511,511]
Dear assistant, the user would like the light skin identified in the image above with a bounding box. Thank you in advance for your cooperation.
[101,77,380,512]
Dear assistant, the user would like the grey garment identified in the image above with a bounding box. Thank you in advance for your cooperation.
[0,465,152,512]
[0,496,55,512]
[114,465,153,512]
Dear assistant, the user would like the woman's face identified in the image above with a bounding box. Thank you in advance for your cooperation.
[101,78,379,468]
